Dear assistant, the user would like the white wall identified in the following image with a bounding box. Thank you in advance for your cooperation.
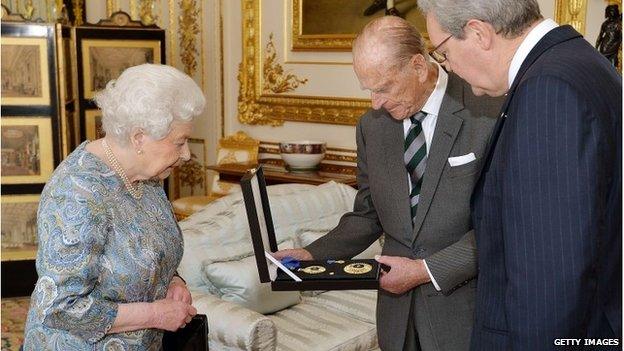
[85,0,610,154]
[221,0,609,152]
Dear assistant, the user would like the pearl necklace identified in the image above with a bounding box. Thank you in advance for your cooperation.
[102,139,143,200]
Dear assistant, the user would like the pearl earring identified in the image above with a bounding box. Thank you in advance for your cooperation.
[137,149,143,155]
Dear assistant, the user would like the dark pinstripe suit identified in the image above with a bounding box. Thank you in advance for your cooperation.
[470,25,622,350]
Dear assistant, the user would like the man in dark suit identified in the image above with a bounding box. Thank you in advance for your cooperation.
[274,16,501,350]
[420,0,622,349]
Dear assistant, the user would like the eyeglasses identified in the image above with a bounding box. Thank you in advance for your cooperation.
[429,34,453,64]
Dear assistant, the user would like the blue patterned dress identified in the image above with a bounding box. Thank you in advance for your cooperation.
[23,142,184,351]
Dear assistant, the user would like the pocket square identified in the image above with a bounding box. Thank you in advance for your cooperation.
[448,153,476,167]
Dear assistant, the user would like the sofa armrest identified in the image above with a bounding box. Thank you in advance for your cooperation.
[192,292,277,351]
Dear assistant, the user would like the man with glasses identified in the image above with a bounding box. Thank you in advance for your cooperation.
[420,1,622,350]
[274,15,501,350]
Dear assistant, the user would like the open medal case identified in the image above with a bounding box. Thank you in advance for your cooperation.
[241,166,380,291]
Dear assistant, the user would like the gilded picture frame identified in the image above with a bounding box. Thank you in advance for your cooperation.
[0,36,51,106]
[292,0,429,51]
[81,39,161,99]
[239,0,369,126]
[85,109,105,140]
[1,117,55,185]
[1,194,40,262]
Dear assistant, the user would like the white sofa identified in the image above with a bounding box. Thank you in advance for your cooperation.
[177,182,381,351]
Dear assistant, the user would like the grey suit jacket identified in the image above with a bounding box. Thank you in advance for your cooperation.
[306,73,502,351]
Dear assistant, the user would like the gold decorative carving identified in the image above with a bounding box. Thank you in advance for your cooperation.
[179,0,200,75]
[71,0,83,25]
[1,4,28,21]
[291,0,354,51]
[263,33,308,94]
[130,0,138,20]
[139,0,157,26]
[106,0,115,18]
[238,0,370,126]
[23,0,34,20]
[219,131,260,162]
[96,11,153,27]
[167,0,175,66]
[555,0,588,35]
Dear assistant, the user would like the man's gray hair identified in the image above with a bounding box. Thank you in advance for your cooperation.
[419,0,543,39]
[94,63,205,144]
[353,16,426,70]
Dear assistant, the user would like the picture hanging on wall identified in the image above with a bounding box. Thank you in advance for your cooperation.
[80,39,161,99]
[1,117,55,185]
[1,36,51,106]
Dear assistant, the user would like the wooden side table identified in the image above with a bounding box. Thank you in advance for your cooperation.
[206,162,357,187]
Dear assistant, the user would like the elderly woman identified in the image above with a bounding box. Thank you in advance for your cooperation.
[23,64,205,350]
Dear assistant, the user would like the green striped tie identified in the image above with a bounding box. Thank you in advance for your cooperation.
[404,112,427,223]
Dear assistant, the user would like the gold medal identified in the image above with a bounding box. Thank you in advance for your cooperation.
[343,263,372,275]
[299,265,326,274]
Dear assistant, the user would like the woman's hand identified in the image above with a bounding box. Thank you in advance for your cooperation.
[166,276,192,304]
[150,299,197,331]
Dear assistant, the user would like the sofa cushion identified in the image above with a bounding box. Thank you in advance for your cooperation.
[204,254,301,314]
[269,300,378,351]
[303,290,378,325]
[191,292,277,351]
[179,182,357,290]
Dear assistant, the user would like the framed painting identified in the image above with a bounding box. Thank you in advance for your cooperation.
[1,36,51,106]
[74,24,165,140]
[85,109,105,140]
[292,0,428,51]
[1,194,40,261]
[80,39,161,99]
[1,117,54,185]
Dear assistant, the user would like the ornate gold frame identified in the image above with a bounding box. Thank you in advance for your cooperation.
[555,0,588,35]
[291,0,354,51]
[238,0,369,126]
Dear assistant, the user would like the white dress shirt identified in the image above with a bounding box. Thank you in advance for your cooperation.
[508,18,559,88]
[402,63,448,291]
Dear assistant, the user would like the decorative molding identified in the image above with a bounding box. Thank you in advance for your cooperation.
[1,4,28,21]
[167,0,175,66]
[130,0,138,20]
[178,0,200,75]
[220,130,260,156]
[139,0,157,26]
[71,0,83,25]
[555,0,588,35]
[238,0,370,126]
[263,33,308,94]
[95,11,156,27]
[106,0,116,18]
[291,0,354,51]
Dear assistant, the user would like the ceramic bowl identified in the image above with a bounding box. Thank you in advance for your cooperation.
[279,141,326,172]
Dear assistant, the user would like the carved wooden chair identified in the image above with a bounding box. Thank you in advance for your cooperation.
[172,131,259,220]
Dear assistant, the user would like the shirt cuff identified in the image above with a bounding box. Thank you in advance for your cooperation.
[423,259,441,291]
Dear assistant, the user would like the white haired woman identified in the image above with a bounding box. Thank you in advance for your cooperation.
[23,64,206,350]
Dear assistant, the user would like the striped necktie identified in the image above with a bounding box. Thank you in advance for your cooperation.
[404,111,427,223]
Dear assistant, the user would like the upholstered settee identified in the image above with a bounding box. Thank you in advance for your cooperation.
[177,182,382,351]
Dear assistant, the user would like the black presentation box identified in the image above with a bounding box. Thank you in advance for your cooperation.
[241,166,380,291]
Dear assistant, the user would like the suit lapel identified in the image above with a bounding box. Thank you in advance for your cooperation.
[477,25,582,183]
[411,75,464,241]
